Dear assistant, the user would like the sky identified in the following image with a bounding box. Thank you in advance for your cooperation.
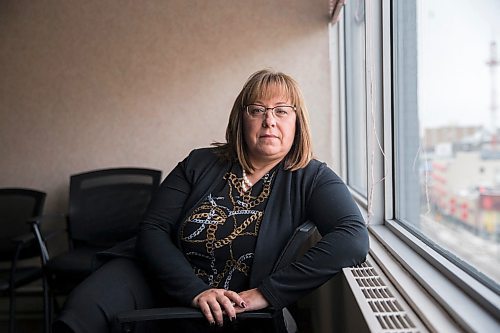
[418,0,500,130]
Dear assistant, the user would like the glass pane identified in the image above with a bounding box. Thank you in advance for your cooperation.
[394,0,500,287]
[344,0,368,196]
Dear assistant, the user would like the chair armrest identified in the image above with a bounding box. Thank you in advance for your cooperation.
[116,306,274,325]
[28,214,67,236]
[29,217,52,265]
[30,213,71,265]
[11,232,36,245]
[0,216,40,245]
[28,214,68,244]
[117,307,203,323]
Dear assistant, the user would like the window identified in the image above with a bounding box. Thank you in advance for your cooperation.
[393,0,500,288]
[344,0,368,197]
[338,0,500,328]
[340,0,500,291]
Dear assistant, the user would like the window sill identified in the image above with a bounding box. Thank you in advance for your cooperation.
[367,222,500,332]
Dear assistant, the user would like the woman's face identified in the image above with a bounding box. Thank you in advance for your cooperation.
[243,93,296,168]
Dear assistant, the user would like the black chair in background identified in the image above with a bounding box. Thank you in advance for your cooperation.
[32,168,162,333]
[0,188,46,333]
[116,221,318,333]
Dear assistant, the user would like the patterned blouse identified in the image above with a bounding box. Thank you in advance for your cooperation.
[179,164,275,292]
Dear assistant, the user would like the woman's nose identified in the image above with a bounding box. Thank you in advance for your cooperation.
[262,111,277,127]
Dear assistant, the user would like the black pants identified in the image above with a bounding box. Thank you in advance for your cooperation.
[53,258,275,333]
[53,258,158,333]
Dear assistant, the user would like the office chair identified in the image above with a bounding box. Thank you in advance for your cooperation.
[32,167,161,333]
[115,221,318,333]
[0,188,46,333]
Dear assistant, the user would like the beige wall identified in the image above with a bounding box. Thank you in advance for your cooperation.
[0,0,333,215]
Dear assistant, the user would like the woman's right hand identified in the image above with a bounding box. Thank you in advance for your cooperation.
[192,288,247,326]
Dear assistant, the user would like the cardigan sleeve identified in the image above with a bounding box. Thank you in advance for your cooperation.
[135,151,210,306]
[258,165,369,310]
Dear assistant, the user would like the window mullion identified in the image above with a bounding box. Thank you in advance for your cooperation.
[382,0,394,222]
[364,0,385,225]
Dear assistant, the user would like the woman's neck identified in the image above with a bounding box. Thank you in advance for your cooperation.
[245,159,282,184]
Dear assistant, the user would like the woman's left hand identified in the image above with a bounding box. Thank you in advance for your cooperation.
[192,288,244,326]
[235,288,269,313]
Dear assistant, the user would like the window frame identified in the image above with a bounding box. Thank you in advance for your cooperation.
[334,0,500,330]
[341,0,370,200]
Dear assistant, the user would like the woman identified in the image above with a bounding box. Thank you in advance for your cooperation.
[54,69,369,333]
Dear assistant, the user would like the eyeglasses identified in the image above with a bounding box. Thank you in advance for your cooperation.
[245,104,296,119]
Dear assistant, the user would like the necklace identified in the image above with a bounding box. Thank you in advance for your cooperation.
[225,169,275,207]
[241,169,253,192]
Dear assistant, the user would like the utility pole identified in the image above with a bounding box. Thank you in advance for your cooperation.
[486,41,499,149]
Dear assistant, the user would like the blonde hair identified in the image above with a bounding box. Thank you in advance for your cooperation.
[214,69,313,171]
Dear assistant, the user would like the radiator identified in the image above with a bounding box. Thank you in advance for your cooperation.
[343,258,429,333]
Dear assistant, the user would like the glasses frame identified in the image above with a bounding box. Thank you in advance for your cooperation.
[245,104,297,119]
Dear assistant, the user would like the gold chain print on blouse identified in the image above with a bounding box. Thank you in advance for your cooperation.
[180,169,275,290]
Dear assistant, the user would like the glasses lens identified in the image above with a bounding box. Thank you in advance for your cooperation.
[273,107,292,118]
[247,105,265,117]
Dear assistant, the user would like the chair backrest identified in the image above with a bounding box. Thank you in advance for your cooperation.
[67,168,161,248]
[273,221,318,273]
[0,188,46,259]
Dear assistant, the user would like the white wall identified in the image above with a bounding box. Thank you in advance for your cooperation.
[0,0,333,215]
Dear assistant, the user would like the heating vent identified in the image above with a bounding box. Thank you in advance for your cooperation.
[344,259,428,333]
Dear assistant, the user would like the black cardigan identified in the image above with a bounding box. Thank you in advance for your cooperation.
[135,147,369,310]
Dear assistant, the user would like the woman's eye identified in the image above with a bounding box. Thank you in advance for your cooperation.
[250,108,264,115]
